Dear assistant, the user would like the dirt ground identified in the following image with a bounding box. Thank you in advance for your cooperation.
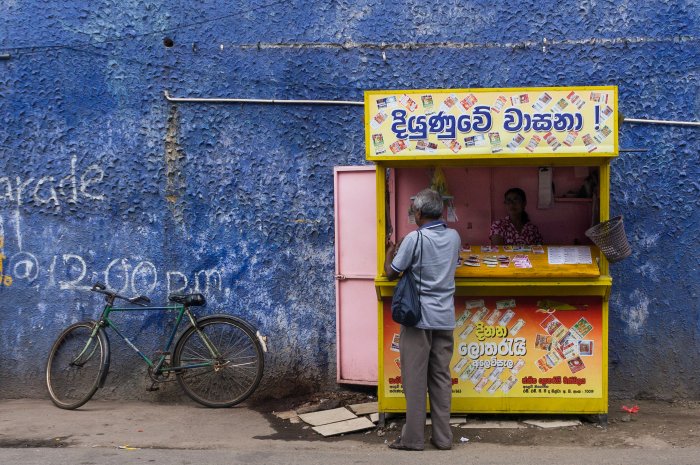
[252,387,700,448]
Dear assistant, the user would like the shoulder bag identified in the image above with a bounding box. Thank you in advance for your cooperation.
[391,231,423,327]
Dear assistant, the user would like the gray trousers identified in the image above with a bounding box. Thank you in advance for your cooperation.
[399,325,454,449]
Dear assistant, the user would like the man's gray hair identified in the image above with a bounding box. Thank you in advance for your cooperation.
[413,188,443,219]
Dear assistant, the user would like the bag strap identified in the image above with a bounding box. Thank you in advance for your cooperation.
[408,231,423,305]
[408,231,420,268]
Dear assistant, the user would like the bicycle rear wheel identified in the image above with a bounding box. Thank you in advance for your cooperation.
[46,321,108,409]
[173,315,264,408]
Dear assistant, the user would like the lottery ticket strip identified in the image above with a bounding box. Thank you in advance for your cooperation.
[456,245,599,278]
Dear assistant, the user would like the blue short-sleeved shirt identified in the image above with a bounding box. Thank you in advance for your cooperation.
[391,221,461,330]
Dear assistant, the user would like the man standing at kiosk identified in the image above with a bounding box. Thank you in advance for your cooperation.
[384,188,461,451]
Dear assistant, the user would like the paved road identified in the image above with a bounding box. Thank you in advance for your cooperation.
[2,399,700,465]
[3,444,700,465]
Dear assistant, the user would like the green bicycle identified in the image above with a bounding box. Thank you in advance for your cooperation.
[46,282,266,409]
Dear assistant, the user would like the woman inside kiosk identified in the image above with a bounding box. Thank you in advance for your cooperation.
[490,187,544,245]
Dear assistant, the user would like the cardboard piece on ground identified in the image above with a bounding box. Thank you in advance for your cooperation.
[312,417,375,437]
[460,420,527,429]
[369,413,380,424]
[522,419,582,428]
[348,402,378,416]
[298,407,356,426]
[425,416,467,425]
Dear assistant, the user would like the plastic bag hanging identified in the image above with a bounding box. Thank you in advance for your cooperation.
[430,167,458,222]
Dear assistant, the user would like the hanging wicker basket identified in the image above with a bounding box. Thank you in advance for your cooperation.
[585,216,632,263]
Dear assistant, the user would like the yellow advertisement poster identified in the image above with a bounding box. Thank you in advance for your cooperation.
[365,87,617,159]
[382,296,603,400]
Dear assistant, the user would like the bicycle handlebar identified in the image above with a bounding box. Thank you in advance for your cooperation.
[91,282,151,306]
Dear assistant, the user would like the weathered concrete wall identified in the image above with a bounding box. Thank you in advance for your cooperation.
[1,1,699,400]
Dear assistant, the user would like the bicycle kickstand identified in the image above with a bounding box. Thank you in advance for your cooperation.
[146,381,160,392]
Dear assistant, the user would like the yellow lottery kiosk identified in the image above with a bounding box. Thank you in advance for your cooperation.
[368,86,618,423]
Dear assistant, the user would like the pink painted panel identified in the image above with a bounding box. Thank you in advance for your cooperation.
[334,166,378,384]
[337,279,378,383]
[335,167,377,276]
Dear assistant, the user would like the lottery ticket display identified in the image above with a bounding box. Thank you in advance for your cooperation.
[365,87,617,159]
[382,296,602,400]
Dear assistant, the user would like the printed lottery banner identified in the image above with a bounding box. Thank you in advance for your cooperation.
[382,296,603,399]
[365,87,617,158]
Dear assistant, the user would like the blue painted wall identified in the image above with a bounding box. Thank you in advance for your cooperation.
[1,1,699,400]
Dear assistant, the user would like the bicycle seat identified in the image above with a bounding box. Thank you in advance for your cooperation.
[168,293,206,307]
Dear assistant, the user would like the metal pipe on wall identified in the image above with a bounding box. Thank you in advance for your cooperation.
[163,91,700,127]
[622,117,700,127]
[163,90,363,106]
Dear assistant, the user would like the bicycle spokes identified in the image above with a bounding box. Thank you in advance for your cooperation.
[46,322,107,410]
[173,316,264,407]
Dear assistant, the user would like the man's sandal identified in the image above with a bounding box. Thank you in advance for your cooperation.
[388,438,423,451]
[430,437,452,450]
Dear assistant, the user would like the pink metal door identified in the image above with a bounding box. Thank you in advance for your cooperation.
[334,166,378,385]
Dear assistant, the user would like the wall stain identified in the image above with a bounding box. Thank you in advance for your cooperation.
[165,104,185,227]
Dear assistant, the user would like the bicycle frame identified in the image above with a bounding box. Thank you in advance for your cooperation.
[84,303,222,374]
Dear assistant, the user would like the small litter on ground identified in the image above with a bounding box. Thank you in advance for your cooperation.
[621,405,640,414]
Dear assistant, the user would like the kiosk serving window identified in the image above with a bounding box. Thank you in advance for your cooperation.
[389,166,599,247]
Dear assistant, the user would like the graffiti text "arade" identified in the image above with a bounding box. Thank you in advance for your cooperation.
[0,156,105,210]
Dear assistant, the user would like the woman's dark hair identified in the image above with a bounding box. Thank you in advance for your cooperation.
[505,187,529,224]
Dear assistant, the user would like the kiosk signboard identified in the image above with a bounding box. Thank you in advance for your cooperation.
[365,87,618,159]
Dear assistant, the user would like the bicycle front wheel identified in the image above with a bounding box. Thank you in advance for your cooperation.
[173,315,264,408]
[46,321,108,409]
